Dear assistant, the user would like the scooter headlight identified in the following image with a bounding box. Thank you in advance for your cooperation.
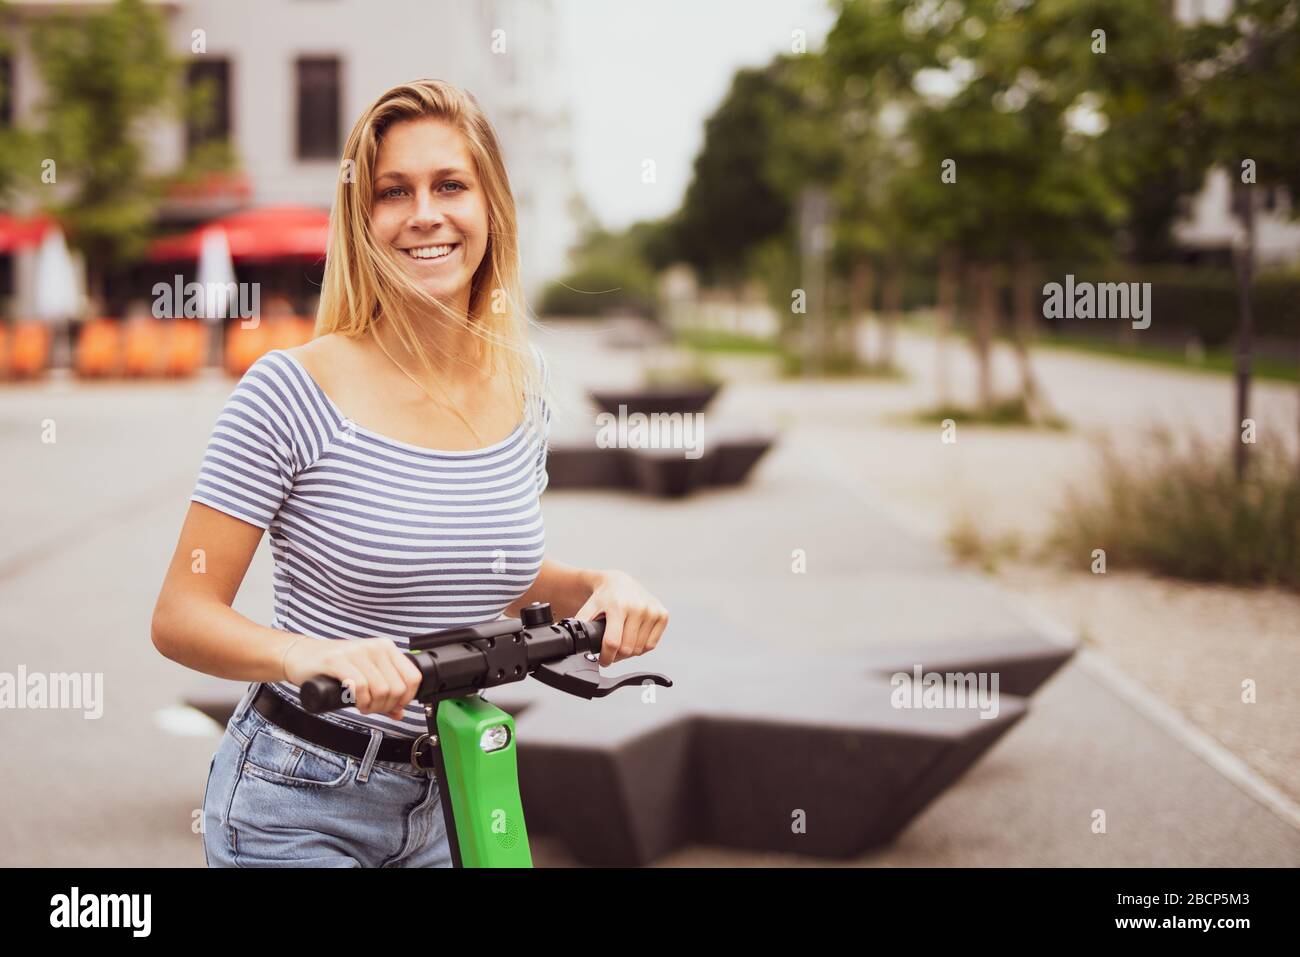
[479,725,511,753]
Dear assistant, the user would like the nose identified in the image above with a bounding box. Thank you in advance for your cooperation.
[408,187,444,230]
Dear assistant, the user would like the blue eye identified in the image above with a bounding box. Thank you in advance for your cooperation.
[379,186,406,200]
[441,181,467,192]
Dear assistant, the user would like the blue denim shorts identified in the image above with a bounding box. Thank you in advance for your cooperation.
[202,682,453,868]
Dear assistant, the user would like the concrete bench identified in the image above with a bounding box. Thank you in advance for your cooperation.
[181,608,1073,866]
[547,421,776,497]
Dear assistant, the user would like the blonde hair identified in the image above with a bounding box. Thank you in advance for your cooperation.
[315,78,546,442]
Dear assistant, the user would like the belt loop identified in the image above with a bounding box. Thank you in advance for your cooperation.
[356,727,383,783]
[232,682,260,723]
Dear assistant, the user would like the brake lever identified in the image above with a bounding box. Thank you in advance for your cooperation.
[532,652,674,700]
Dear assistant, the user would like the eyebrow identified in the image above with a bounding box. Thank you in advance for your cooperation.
[374,167,472,184]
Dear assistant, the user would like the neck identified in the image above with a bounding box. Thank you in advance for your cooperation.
[366,296,484,385]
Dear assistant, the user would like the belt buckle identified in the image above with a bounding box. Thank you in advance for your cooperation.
[410,732,437,770]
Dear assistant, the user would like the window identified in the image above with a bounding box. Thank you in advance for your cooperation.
[296,57,341,160]
[186,59,231,156]
[0,55,13,127]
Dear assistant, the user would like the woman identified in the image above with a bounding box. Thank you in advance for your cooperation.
[151,78,669,868]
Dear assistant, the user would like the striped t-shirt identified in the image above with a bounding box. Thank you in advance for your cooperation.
[189,343,551,738]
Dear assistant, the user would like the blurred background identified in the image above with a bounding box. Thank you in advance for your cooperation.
[0,0,1297,867]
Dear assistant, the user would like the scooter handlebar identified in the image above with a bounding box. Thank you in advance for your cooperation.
[298,616,609,714]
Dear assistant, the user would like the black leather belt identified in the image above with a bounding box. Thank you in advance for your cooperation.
[251,683,437,769]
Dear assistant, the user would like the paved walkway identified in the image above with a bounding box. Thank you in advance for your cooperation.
[0,322,1295,865]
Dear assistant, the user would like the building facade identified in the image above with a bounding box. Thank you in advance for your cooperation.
[1,0,579,315]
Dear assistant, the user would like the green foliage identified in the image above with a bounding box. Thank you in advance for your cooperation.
[1038,265,1300,346]
[1031,331,1300,383]
[670,0,1260,285]
[0,1,39,205]
[667,63,800,285]
[780,349,905,378]
[23,0,235,286]
[674,327,783,355]
[1049,425,1300,590]
[1185,0,1300,203]
[1021,0,1216,261]
[947,512,1024,574]
[879,0,1127,263]
[29,0,183,270]
[911,397,1069,429]
[536,221,663,318]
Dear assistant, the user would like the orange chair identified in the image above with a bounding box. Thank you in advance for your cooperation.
[224,319,271,376]
[9,322,52,378]
[75,318,122,378]
[122,316,165,377]
[163,319,206,377]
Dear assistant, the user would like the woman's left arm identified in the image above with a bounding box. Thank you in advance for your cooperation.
[504,558,668,666]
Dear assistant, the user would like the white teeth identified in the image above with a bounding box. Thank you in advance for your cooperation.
[404,244,456,260]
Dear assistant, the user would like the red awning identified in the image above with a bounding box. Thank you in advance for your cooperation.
[149,205,331,261]
[0,213,55,254]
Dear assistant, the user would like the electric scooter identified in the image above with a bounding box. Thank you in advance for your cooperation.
[298,600,673,867]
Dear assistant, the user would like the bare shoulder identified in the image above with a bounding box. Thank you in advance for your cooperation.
[284,333,364,389]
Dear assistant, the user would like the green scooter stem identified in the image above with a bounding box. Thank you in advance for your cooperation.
[427,694,531,867]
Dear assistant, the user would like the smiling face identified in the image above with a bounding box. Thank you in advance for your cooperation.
[369,117,490,310]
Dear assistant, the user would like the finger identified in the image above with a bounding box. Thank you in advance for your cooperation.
[385,648,422,720]
[598,609,624,667]
[629,609,657,656]
[331,664,367,711]
[645,611,668,652]
[621,611,649,660]
[373,650,409,717]
[354,657,390,714]
[394,648,423,700]
[574,595,598,623]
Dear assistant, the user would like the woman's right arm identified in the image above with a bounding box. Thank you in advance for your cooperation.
[150,502,420,720]
[151,501,294,682]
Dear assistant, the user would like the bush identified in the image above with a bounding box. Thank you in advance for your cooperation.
[862,262,1300,352]
[536,264,659,319]
[1042,266,1300,348]
[1048,425,1300,590]
[913,397,1068,429]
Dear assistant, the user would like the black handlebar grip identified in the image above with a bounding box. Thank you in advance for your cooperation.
[299,675,347,713]
[580,616,606,656]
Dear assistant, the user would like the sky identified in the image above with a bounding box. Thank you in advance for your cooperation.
[553,0,838,232]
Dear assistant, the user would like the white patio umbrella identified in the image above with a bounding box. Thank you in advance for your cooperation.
[33,224,81,321]
[33,224,83,371]
[196,226,236,320]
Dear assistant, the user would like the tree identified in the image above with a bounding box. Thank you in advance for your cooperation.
[669,64,798,286]
[826,0,947,372]
[27,0,217,300]
[844,0,1124,418]
[0,1,41,207]
[1032,0,1215,263]
[1185,0,1300,479]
